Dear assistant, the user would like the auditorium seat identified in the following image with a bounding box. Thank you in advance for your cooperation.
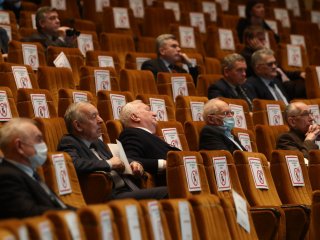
[204,57,222,74]
[184,121,205,151]
[196,73,223,97]
[305,65,320,98]
[19,27,37,40]
[200,150,282,239]
[255,124,290,162]
[106,119,123,143]
[23,215,55,240]
[135,36,156,53]
[16,88,57,118]
[0,219,29,239]
[166,151,210,198]
[175,95,208,124]
[40,0,80,21]
[97,90,134,122]
[311,190,320,239]
[139,200,172,240]
[78,204,120,239]
[136,93,176,121]
[157,72,196,103]
[46,46,85,87]
[85,50,121,74]
[252,99,287,126]
[19,10,36,29]
[308,150,320,191]
[124,52,157,70]
[0,62,38,102]
[232,128,258,152]
[0,87,19,124]
[119,69,158,96]
[160,198,200,240]
[108,199,149,240]
[156,121,190,151]
[82,0,104,33]
[184,52,206,74]
[69,19,97,32]
[7,40,46,69]
[0,228,15,239]
[234,150,310,239]
[45,210,86,240]
[76,30,100,56]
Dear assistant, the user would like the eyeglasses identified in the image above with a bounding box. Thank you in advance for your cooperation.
[209,111,234,117]
[260,61,277,67]
[291,111,314,117]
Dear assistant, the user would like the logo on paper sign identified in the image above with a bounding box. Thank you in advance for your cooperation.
[220,170,226,186]
[28,55,36,66]
[0,103,7,117]
[197,113,202,121]
[178,87,186,96]
[273,115,280,125]
[101,81,108,90]
[294,168,301,182]
[245,145,251,151]
[120,15,128,24]
[157,110,164,120]
[38,106,46,117]
[21,77,28,88]
[257,170,264,184]
[191,170,199,186]
[60,169,67,188]
[117,106,122,116]
[236,115,243,126]
[171,139,178,147]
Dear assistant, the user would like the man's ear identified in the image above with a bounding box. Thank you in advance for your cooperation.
[287,116,296,127]
[130,113,140,123]
[15,138,24,156]
[73,120,83,132]
[206,116,216,125]
[159,46,165,56]
[223,67,229,78]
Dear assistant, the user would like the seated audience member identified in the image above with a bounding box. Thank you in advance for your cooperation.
[247,48,290,104]
[58,102,167,200]
[0,118,71,219]
[22,6,78,48]
[277,102,320,159]
[236,0,279,44]
[118,100,180,186]
[207,53,256,111]
[199,98,245,153]
[241,26,306,98]
[141,34,199,83]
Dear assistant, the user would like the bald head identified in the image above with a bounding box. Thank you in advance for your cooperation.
[203,99,231,125]
[285,102,309,119]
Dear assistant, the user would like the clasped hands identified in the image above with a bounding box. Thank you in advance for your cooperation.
[109,156,144,176]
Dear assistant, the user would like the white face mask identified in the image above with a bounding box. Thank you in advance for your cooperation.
[28,142,48,169]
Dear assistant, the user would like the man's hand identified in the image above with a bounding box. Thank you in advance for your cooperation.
[108,157,125,172]
[130,161,144,176]
[305,124,320,142]
[179,52,192,66]
[247,37,264,50]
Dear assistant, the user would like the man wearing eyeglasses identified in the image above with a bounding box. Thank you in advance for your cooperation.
[247,48,290,104]
[276,102,320,160]
[199,98,245,153]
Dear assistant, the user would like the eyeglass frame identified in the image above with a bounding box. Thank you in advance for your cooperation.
[208,111,235,117]
[289,110,314,118]
[258,61,278,67]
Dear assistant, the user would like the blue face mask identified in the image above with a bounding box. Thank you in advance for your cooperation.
[223,117,235,131]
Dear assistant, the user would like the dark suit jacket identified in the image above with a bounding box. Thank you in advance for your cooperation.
[207,78,257,100]
[199,125,244,153]
[22,31,74,49]
[141,58,199,84]
[57,134,113,174]
[246,75,290,102]
[118,127,180,174]
[276,129,319,159]
[0,159,65,219]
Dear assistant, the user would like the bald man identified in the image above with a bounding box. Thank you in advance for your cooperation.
[277,102,320,159]
[199,98,245,153]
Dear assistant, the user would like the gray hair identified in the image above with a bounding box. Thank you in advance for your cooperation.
[119,100,143,127]
[203,98,225,120]
[0,118,36,151]
[156,34,176,55]
[285,102,307,119]
[221,53,245,73]
[251,48,274,69]
[64,102,90,134]
[36,6,57,32]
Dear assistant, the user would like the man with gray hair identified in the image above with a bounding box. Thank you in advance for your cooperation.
[207,53,256,110]
[23,6,77,48]
[58,102,168,199]
[119,100,180,186]
[0,118,71,219]
[199,98,245,153]
[277,102,320,159]
[141,33,199,83]
[247,48,290,104]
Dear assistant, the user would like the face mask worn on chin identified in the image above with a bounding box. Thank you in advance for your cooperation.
[223,116,235,131]
[28,142,48,169]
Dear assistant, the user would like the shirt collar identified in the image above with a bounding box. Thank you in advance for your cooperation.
[260,77,273,86]
[137,127,153,134]
[160,58,172,69]
[80,138,92,148]
[5,158,34,178]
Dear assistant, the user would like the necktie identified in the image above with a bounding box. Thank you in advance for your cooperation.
[90,143,139,191]
[235,86,253,111]
[269,81,287,103]
[33,172,67,209]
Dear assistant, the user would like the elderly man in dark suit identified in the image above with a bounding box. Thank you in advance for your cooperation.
[0,118,70,219]
[118,100,180,186]
[58,102,167,200]
[207,53,256,111]
[199,98,245,153]
[277,102,320,160]
[141,34,199,83]
[247,48,290,104]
